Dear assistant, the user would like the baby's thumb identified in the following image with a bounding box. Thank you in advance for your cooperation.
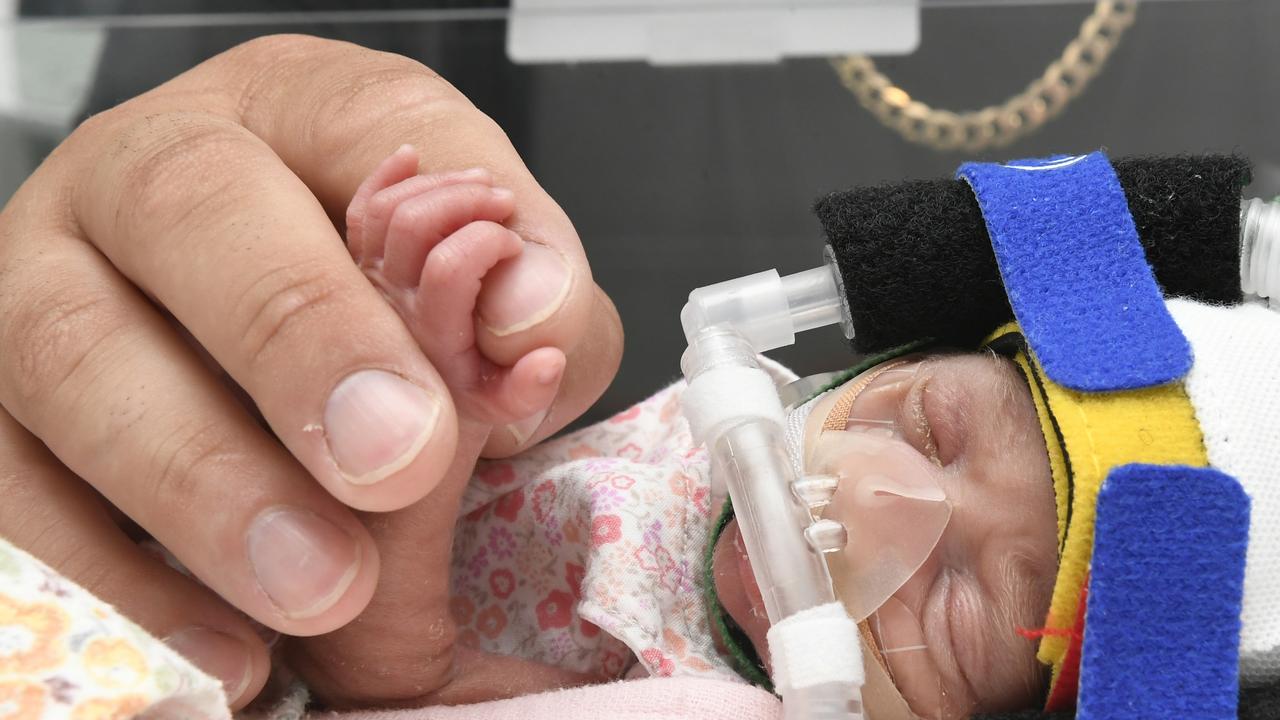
[482,284,623,457]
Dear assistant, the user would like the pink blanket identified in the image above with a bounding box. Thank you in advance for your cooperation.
[320,678,781,720]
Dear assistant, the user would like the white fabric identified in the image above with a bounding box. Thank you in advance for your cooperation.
[765,602,863,692]
[1168,298,1280,684]
[784,390,830,476]
[683,366,786,443]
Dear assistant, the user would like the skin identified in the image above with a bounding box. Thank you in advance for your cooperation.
[712,353,1059,719]
[0,36,622,709]
[289,150,608,704]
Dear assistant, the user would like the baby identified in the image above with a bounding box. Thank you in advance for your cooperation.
[344,148,1280,720]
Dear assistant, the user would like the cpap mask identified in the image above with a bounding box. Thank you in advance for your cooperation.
[680,260,954,720]
[802,359,959,719]
[679,189,1280,720]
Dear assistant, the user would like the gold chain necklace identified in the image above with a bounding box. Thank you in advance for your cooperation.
[830,0,1138,152]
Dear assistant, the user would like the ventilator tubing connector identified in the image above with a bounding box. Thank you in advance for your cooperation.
[680,257,863,720]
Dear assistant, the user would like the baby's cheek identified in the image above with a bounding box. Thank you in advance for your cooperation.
[940,573,988,685]
[955,564,1048,714]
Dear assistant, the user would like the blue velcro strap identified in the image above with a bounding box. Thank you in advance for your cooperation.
[958,152,1192,392]
[1078,464,1249,720]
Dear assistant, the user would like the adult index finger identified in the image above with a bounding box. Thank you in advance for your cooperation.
[219,35,620,441]
[69,108,461,514]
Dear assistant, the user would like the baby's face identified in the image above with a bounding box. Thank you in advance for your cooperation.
[711,353,1059,719]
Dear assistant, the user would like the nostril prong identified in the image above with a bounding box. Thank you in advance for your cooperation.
[793,474,840,509]
[805,519,848,554]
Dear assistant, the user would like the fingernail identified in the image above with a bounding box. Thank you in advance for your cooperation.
[164,627,254,703]
[480,243,572,336]
[507,407,550,446]
[324,370,440,485]
[491,187,515,202]
[536,363,563,386]
[247,507,360,620]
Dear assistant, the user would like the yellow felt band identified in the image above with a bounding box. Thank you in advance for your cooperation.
[1011,350,1072,552]
[985,323,1209,691]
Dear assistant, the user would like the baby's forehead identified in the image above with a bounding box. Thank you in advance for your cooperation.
[817,350,1023,397]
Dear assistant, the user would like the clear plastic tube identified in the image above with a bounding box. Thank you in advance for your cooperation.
[686,196,1280,357]
[682,328,862,720]
[1241,196,1280,303]
[681,254,852,351]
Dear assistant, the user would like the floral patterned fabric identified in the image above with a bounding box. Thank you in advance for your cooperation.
[0,367,793,718]
[0,541,227,720]
[450,379,739,682]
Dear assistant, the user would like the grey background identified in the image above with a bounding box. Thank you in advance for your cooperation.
[5,0,1279,424]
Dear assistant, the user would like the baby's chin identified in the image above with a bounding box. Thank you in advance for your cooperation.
[710,520,771,671]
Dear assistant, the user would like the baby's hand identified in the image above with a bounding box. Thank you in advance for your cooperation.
[345,146,566,428]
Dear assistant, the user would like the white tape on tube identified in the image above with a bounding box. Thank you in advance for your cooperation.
[682,365,785,444]
[767,602,864,693]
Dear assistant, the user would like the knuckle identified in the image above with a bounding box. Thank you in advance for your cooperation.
[59,546,119,599]
[64,101,148,156]
[1,268,129,412]
[0,469,62,538]
[424,242,468,286]
[228,33,331,62]
[386,194,430,238]
[0,476,113,595]
[332,59,456,115]
[103,112,261,237]
[367,187,409,231]
[145,415,237,514]
[235,261,350,371]
[306,62,473,157]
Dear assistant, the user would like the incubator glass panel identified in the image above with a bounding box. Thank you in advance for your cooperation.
[1,0,1274,424]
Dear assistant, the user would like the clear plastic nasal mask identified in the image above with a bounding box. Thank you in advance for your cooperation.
[799,360,957,719]
[805,360,951,624]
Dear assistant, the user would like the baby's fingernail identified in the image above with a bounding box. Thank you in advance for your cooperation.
[248,507,360,620]
[536,362,563,386]
[508,407,550,446]
[480,243,572,336]
[164,627,254,703]
[324,369,439,485]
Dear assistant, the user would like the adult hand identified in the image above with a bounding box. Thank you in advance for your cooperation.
[0,35,622,708]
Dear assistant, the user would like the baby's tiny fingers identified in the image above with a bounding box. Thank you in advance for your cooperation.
[0,408,271,708]
[482,346,567,429]
[357,170,502,269]
[483,286,623,457]
[381,183,516,288]
[346,145,419,258]
[413,221,524,357]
